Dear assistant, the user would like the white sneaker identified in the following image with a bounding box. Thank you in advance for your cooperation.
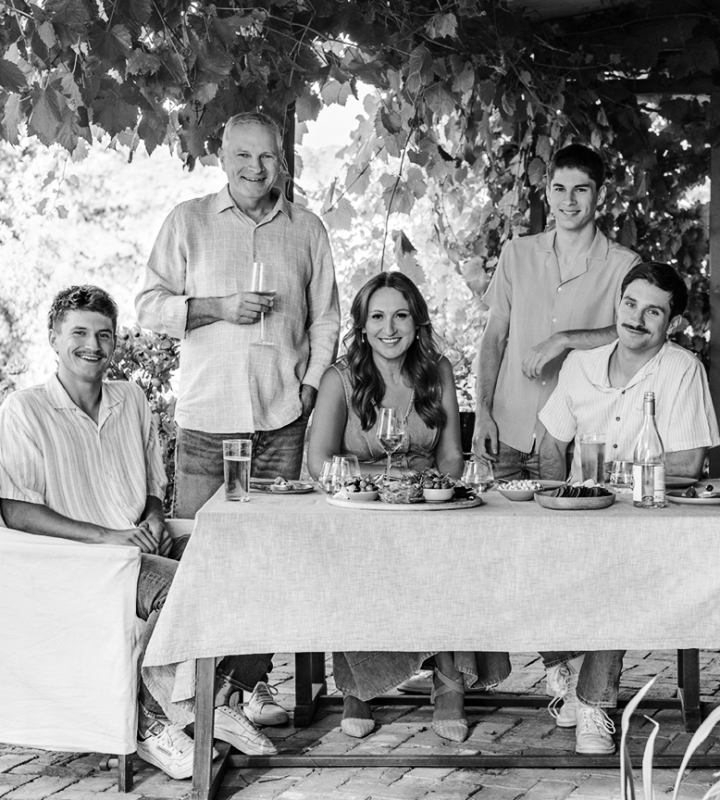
[244,681,289,726]
[214,704,277,755]
[575,702,616,754]
[546,654,584,728]
[136,721,198,780]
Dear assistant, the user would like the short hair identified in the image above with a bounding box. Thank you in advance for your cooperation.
[48,285,119,332]
[222,112,283,156]
[549,144,605,189]
[620,262,688,319]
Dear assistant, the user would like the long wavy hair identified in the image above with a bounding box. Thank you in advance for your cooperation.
[342,272,447,431]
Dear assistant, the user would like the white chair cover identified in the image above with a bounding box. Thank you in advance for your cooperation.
[0,528,141,754]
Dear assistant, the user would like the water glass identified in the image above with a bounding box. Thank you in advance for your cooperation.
[579,433,606,484]
[318,460,336,493]
[610,460,634,491]
[223,439,251,502]
[331,454,361,489]
[462,459,495,493]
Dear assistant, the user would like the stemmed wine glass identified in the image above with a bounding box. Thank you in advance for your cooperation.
[250,261,275,346]
[462,458,495,493]
[376,408,408,476]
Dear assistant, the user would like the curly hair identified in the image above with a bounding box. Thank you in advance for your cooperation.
[343,272,447,431]
[48,285,118,332]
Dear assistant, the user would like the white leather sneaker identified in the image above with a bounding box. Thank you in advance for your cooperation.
[137,722,199,779]
[575,702,616,754]
[546,654,584,727]
[214,704,277,755]
[244,681,289,726]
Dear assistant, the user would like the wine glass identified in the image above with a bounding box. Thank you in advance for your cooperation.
[376,408,408,476]
[462,459,494,493]
[250,261,275,346]
[318,460,335,493]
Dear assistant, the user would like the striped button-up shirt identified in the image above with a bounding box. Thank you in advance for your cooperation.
[136,186,340,433]
[539,340,720,482]
[0,376,167,531]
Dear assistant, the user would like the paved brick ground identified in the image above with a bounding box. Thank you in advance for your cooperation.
[3,652,720,800]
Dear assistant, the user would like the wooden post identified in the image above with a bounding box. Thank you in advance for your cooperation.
[283,103,296,203]
[709,93,720,475]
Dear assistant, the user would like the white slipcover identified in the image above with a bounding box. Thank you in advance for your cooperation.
[0,528,141,754]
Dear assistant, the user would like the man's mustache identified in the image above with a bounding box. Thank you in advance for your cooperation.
[622,323,649,334]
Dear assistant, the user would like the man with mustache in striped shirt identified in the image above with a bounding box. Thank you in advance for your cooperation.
[539,262,719,755]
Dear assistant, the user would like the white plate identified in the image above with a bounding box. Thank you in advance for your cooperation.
[326,496,483,511]
[666,476,700,489]
[666,490,720,506]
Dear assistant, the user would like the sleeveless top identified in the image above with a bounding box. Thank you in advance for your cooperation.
[332,360,439,472]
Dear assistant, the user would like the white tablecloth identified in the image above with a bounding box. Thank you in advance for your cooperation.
[143,487,720,720]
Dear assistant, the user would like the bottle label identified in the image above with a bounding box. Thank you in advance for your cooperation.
[654,464,665,503]
[632,464,643,503]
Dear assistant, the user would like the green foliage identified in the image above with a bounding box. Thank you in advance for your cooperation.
[108,325,180,512]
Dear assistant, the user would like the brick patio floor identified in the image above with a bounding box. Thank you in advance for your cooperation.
[3,652,720,800]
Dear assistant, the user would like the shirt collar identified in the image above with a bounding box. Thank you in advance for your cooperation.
[213,185,293,222]
[45,374,124,412]
[536,227,610,262]
[589,340,668,391]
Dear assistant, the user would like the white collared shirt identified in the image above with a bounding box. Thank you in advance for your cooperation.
[0,375,167,530]
[539,340,720,482]
[136,186,340,433]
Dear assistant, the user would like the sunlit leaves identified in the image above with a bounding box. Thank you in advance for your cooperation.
[28,86,62,145]
[406,44,433,95]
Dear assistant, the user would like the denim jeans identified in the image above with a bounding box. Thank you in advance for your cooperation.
[136,538,272,721]
[334,651,512,702]
[494,441,541,481]
[538,650,624,708]
[173,415,310,519]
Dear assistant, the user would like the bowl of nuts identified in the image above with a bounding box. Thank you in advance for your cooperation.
[496,479,542,502]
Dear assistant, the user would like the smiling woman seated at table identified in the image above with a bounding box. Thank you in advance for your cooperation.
[308,271,510,742]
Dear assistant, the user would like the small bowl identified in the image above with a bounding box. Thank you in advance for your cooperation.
[340,489,379,502]
[423,487,454,503]
[497,487,535,502]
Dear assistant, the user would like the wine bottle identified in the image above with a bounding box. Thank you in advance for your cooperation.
[632,391,666,508]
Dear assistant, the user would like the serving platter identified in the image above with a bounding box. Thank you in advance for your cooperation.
[534,490,616,511]
[326,495,484,511]
[250,479,315,494]
[666,490,720,506]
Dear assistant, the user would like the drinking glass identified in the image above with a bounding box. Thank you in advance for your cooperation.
[331,454,361,488]
[579,433,606,484]
[610,460,634,492]
[318,460,335,493]
[462,459,495,493]
[223,439,251,502]
[376,408,408,476]
[250,261,275,346]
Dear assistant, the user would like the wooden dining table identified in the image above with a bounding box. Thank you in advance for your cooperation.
[143,486,720,800]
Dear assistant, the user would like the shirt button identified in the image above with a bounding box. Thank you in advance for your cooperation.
[552,318,557,323]
[557,287,562,292]
[621,390,625,395]
[616,416,620,421]
[613,444,618,449]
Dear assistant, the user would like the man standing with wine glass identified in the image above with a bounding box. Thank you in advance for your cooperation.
[538,261,719,754]
[137,111,339,727]
[136,111,340,521]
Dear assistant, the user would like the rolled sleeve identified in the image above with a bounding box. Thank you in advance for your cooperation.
[539,358,578,443]
[0,403,47,505]
[136,208,190,340]
[302,223,340,389]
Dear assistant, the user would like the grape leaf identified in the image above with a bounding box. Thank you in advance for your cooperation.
[37,21,58,50]
[2,93,22,143]
[29,86,62,145]
[0,59,28,92]
[406,45,432,95]
[296,90,322,123]
[426,13,457,40]
[94,95,138,136]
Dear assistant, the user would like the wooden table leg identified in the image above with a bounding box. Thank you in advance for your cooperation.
[117,754,133,792]
[192,657,220,800]
[677,648,701,732]
[294,652,327,727]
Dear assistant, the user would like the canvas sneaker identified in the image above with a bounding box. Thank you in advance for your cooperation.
[244,681,289,726]
[137,720,215,780]
[575,702,616,754]
[546,654,584,727]
[214,704,277,755]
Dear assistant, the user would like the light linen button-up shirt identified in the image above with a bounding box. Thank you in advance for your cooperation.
[0,376,167,530]
[482,228,640,452]
[539,340,720,483]
[136,186,340,433]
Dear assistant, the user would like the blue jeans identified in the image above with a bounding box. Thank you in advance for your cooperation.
[136,538,272,721]
[539,650,624,708]
[173,414,310,519]
[494,441,540,481]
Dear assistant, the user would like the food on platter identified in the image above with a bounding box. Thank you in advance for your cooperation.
[682,483,720,499]
[377,473,425,504]
[498,479,542,492]
[540,483,612,499]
